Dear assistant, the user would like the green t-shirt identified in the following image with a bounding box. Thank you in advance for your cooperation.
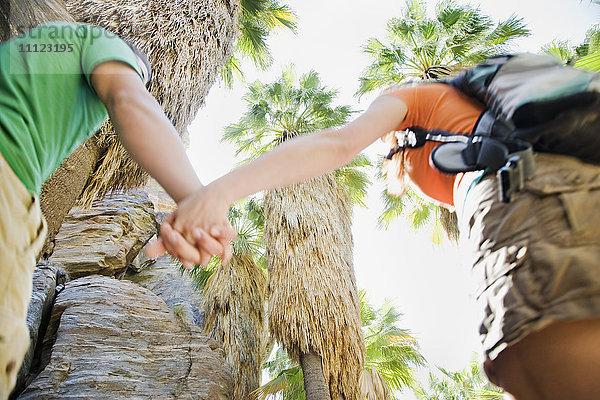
[0,22,144,194]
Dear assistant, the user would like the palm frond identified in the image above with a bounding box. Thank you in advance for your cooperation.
[219,55,245,88]
[435,1,464,29]
[241,0,267,16]
[359,290,377,326]
[237,17,272,69]
[377,189,406,229]
[575,52,600,71]
[541,40,573,64]
[186,261,218,292]
[334,153,373,207]
[252,366,304,400]
[221,0,296,84]
[357,0,531,97]
[416,354,504,399]
[485,14,530,46]
[262,4,298,31]
[361,292,425,392]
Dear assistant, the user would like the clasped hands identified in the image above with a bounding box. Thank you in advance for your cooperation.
[146,185,236,269]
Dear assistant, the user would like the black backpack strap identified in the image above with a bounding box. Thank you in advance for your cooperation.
[385,126,469,160]
[462,137,511,171]
[473,110,515,139]
[432,135,533,172]
[431,136,535,202]
[497,147,535,203]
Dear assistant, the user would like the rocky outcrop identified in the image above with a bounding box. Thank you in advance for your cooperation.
[18,276,233,400]
[14,262,65,395]
[11,190,234,399]
[48,190,156,279]
[125,250,203,328]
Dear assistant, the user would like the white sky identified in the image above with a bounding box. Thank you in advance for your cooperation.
[187,1,598,397]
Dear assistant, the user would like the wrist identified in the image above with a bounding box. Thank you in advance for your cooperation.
[206,179,235,210]
[173,182,204,205]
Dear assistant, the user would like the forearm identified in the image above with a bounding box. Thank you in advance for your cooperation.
[106,90,202,203]
[207,94,409,207]
[210,130,355,207]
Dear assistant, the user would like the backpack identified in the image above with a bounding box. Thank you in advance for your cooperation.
[389,53,600,202]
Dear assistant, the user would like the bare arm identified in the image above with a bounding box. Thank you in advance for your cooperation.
[90,61,235,266]
[90,61,201,203]
[215,94,408,204]
[165,93,408,243]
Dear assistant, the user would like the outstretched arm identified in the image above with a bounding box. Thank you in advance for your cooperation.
[90,60,235,266]
[157,93,408,255]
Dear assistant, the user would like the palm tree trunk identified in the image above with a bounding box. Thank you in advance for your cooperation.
[265,176,365,400]
[440,207,459,242]
[0,1,9,41]
[201,252,267,400]
[0,0,74,40]
[39,137,103,257]
[300,351,331,400]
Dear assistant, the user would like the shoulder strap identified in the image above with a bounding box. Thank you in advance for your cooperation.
[385,126,470,160]
[431,136,535,202]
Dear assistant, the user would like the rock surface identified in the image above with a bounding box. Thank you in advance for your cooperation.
[14,262,65,396]
[125,249,203,328]
[18,276,233,400]
[48,190,156,279]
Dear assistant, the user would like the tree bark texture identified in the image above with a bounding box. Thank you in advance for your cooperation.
[39,138,103,258]
[300,351,331,400]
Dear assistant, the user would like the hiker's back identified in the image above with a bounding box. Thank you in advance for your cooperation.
[449,53,600,163]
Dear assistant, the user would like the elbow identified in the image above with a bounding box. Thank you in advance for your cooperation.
[334,137,360,168]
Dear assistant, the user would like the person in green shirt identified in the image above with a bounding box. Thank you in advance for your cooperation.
[0,22,234,399]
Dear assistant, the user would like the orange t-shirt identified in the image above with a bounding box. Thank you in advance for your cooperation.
[385,83,484,206]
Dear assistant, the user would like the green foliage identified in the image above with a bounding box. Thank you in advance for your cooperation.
[575,52,600,71]
[574,26,600,71]
[229,198,266,267]
[252,347,305,400]
[542,23,600,71]
[254,290,425,398]
[223,67,372,206]
[415,355,504,400]
[360,290,426,392]
[541,40,573,64]
[356,0,530,97]
[378,189,407,229]
[221,0,298,86]
[377,181,450,245]
[187,260,217,292]
[334,153,372,208]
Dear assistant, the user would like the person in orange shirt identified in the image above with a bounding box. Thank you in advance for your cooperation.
[148,82,600,400]
[379,83,483,207]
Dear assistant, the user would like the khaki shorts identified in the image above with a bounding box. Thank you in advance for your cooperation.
[0,152,47,399]
[456,153,600,360]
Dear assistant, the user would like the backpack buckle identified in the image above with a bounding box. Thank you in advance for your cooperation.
[497,155,524,203]
[395,128,429,149]
[394,129,415,148]
[386,129,426,160]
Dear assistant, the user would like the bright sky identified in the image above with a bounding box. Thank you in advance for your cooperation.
[188,1,598,397]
